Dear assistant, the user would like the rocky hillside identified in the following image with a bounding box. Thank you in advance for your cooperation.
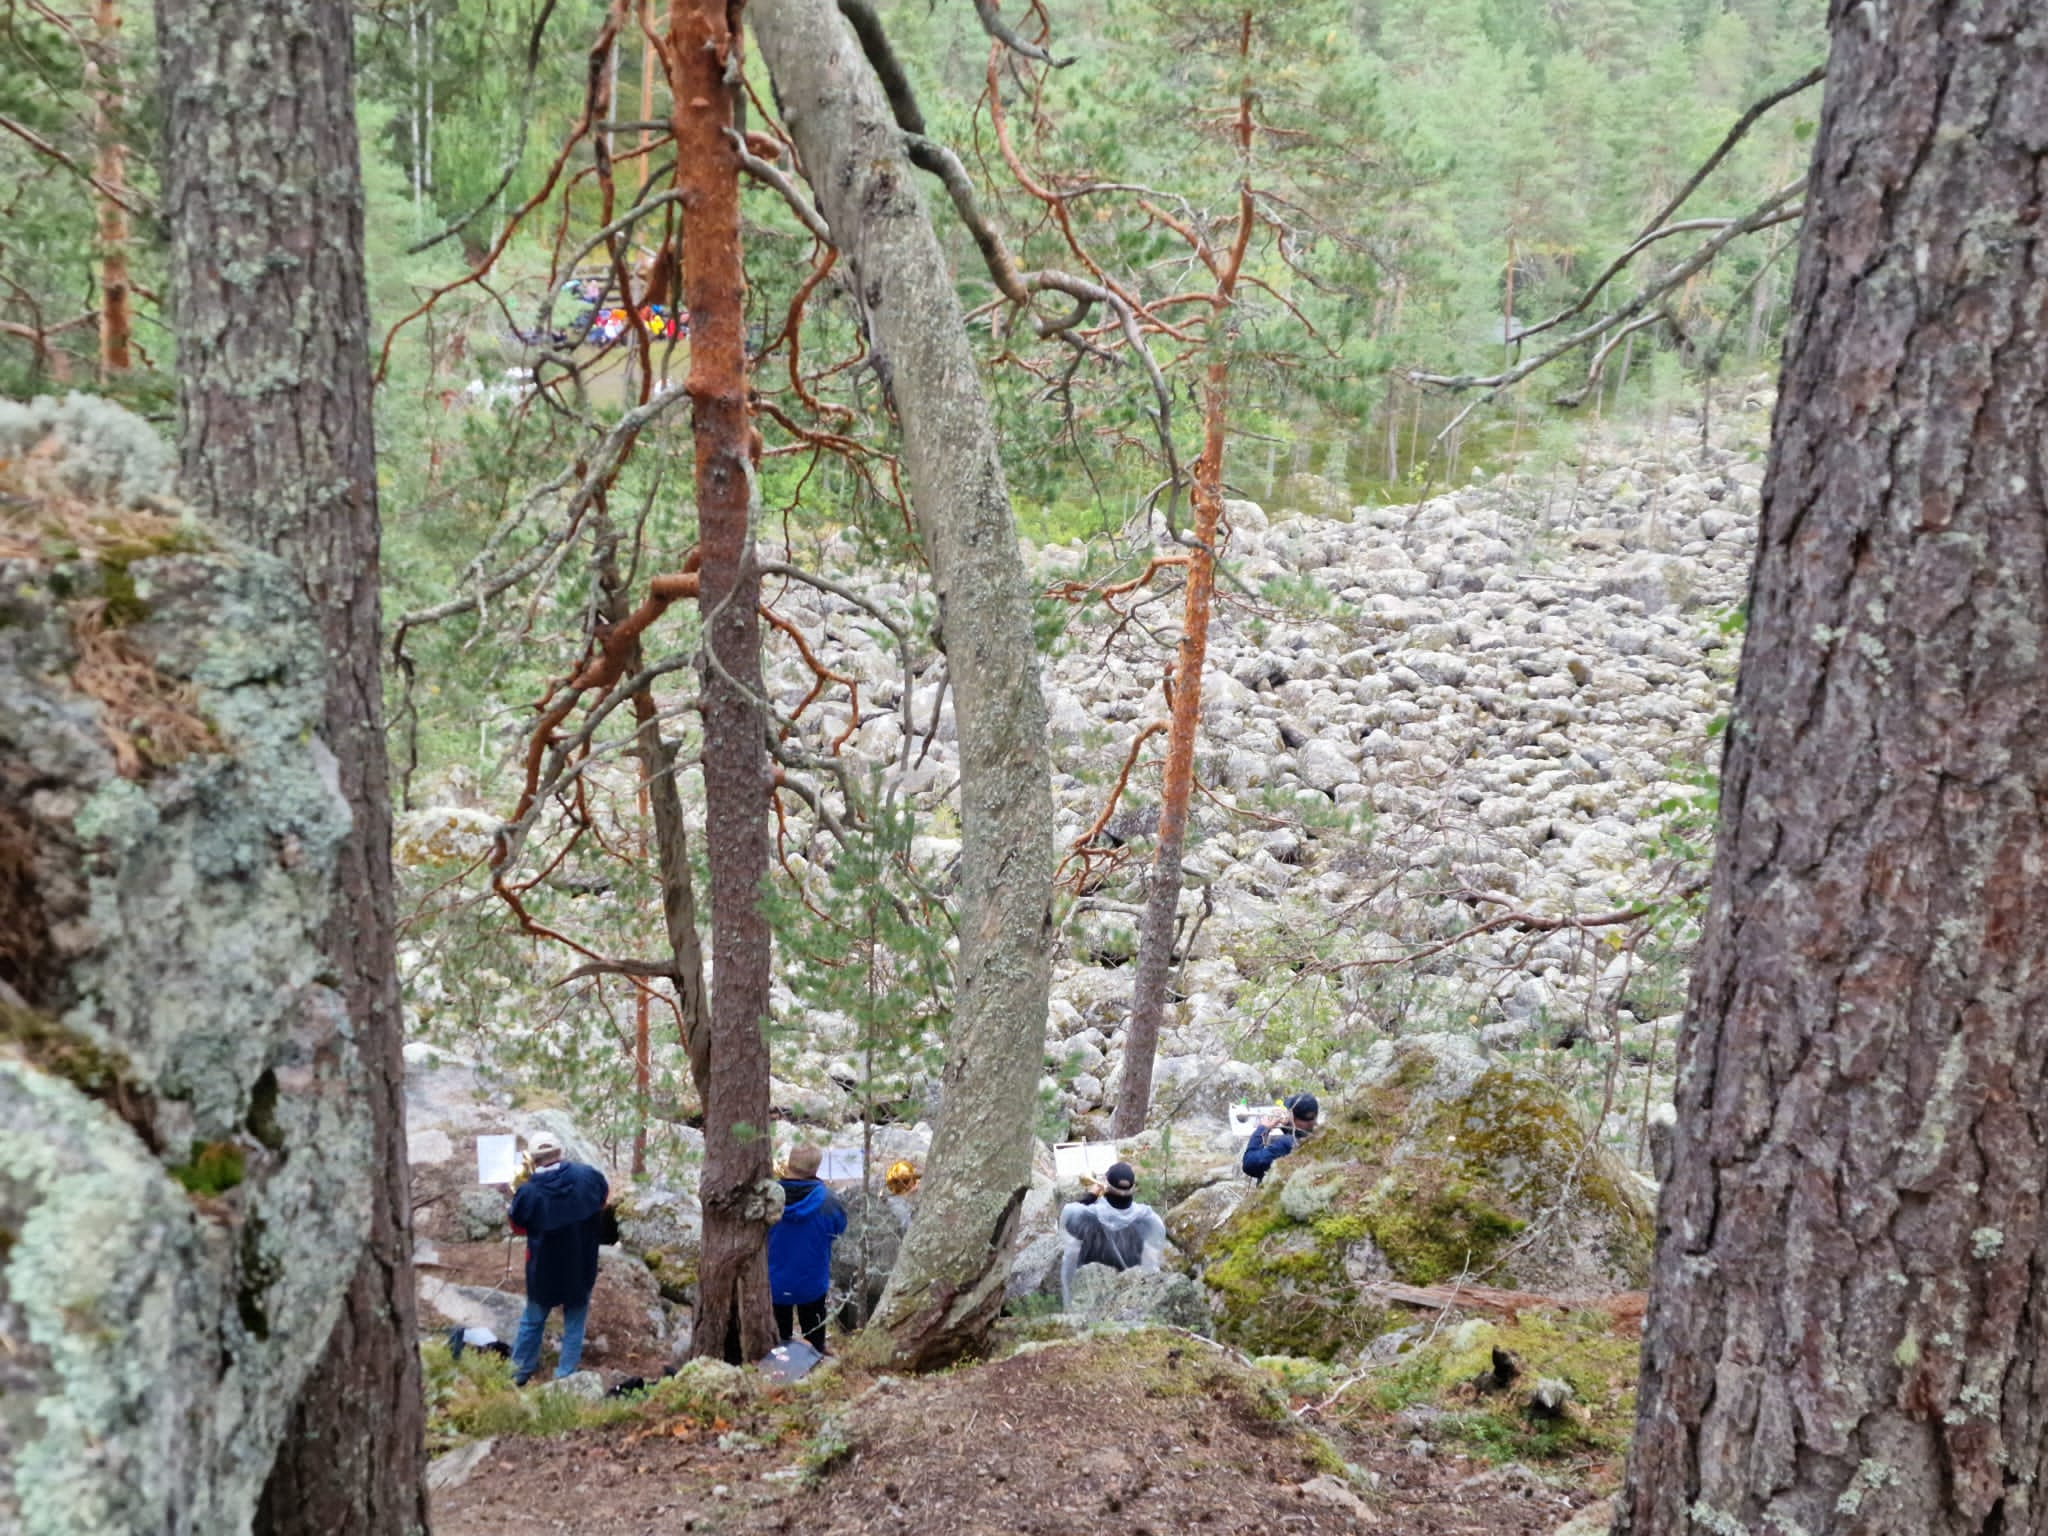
[403,394,1759,1160]
[397,392,1764,1366]
[758,393,1755,1141]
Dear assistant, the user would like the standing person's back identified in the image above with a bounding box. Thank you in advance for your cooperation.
[768,1144,846,1353]
[1058,1161,1166,1308]
[505,1132,610,1383]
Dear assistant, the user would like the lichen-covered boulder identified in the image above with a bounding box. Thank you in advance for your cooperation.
[829,1187,909,1319]
[1066,1266,1214,1334]
[613,1181,703,1304]
[0,396,368,1534]
[1188,1034,1653,1360]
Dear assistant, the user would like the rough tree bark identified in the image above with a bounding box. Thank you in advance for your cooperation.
[672,0,778,1365]
[1617,7,2048,1535]
[86,0,130,377]
[755,0,1055,1369]
[153,0,428,1527]
[1113,12,1254,1138]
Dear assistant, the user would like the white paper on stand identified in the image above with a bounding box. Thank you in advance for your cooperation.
[818,1148,865,1181]
[1052,1141,1123,1181]
[476,1134,517,1186]
[1228,1103,1289,1139]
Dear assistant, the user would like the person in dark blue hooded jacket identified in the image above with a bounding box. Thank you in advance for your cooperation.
[1242,1092,1319,1182]
[505,1131,611,1383]
[768,1143,847,1353]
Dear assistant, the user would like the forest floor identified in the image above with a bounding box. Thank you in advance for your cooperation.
[429,1330,1609,1535]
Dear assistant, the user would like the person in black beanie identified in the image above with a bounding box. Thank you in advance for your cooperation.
[1242,1092,1319,1183]
[1058,1160,1166,1309]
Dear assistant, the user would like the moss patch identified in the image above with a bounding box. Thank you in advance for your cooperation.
[1192,1043,1652,1360]
[170,1139,246,1196]
[1358,1175,1525,1285]
[0,999,140,1108]
[0,803,57,1005]
[1342,1309,1642,1464]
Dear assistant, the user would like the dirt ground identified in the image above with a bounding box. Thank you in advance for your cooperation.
[431,1332,1598,1536]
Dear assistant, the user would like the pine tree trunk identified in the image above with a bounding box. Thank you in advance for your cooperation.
[154,0,427,1528]
[1111,361,1227,1137]
[754,0,1055,1368]
[1617,9,2048,1534]
[87,0,130,377]
[1114,14,1254,1139]
[671,0,778,1366]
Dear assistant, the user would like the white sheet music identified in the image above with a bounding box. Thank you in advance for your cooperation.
[818,1147,865,1181]
[1228,1104,1280,1138]
[1052,1141,1123,1181]
[476,1134,517,1185]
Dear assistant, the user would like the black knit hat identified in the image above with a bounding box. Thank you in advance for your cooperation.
[1285,1092,1320,1123]
[1104,1161,1137,1191]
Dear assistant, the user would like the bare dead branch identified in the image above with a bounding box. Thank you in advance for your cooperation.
[1634,63,1824,244]
[0,109,150,215]
[391,385,693,649]
[559,956,685,984]
[729,128,832,241]
[1553,309,1673,408]
[835,0,924,134]
[1409,180,1805,421]
[968,0,1073,68]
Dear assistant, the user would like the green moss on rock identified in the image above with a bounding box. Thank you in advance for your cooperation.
[1190,1039,1653,1360]
[1346,1309,1642,1463]
[170,1140,246,1196]
[1357,1176,1525,1285]
[1,999,138,1105]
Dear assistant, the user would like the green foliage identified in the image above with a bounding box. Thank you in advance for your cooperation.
[765,783,953,1126]
[169,1140,245,1196]
[421,1340,640,1450]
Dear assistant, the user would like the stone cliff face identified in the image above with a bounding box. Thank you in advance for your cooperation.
[0,396,370,1535]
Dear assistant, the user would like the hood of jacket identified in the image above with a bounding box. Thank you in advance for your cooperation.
[780,1178,829,1220]
[517,1161,607,1232]
[1086,1197,1158,1230]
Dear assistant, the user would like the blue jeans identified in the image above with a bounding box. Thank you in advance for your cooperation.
[512,1297,590,1382]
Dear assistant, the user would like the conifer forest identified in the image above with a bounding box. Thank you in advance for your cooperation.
[5,2,2047,1533]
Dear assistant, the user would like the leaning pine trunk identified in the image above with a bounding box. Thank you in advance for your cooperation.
[672,0,778,1365]
[754,0,1055,1369]
[1617,9,2048,1535]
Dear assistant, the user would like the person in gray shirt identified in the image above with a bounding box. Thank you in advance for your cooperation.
[1059,1161,1166,1308]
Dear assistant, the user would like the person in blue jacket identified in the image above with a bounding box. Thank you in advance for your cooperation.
[768,1143,847,1353]
[505,1130,611,1384]
[1242,1092,1320,1183]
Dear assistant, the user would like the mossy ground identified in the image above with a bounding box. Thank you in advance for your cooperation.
[1194,1044,1652,1360]
[429,1323,1605,1535]
[1338,1309,1642,1467]
[421,1339,797,1453]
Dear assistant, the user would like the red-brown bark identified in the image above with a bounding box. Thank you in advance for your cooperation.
[1111,11,1255,1138]
[87,0,130,376]
[671,0,777,1365]
[1617,7,2048,1533]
